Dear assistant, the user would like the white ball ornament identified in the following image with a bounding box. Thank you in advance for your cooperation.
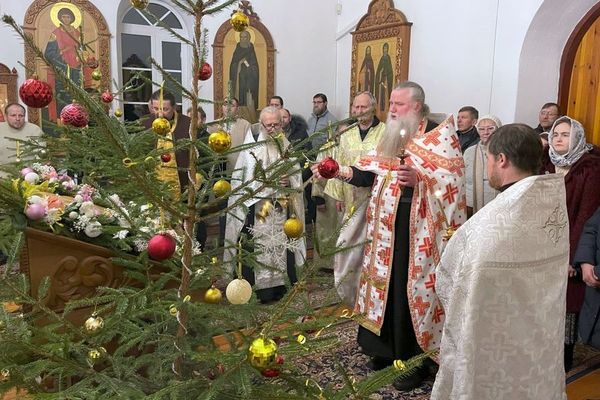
[24,172,40,184]
[226,278,253,304]
[84,221,103,238]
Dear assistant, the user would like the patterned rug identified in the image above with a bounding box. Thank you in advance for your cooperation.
[293,321,433,399]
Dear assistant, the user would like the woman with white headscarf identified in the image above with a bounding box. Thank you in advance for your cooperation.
[464,114,502,217]
[541,116,600,371]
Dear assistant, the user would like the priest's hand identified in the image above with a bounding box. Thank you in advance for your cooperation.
[310,163,324,180]
[581,263,600,287]
[397,164,418,187]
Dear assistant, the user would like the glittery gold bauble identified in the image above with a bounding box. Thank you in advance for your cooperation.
[393,359,407,371]
[283,216,303,239]
[230,10,250,32]
[84,313,104,334]
[91,70,102,81]
[114,108,123,118]
[208,130,232,153]
[152,117,171,135]
[130,0,149,10]
[248,337,278,370]
[203,285,222,304]
[225,278,252,304]
[87,347,107,363]
[213,179,231,198]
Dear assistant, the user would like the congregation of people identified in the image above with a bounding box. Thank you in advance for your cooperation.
[2,78,600,398]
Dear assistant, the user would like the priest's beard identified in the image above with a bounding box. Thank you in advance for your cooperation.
[377,111,420,158]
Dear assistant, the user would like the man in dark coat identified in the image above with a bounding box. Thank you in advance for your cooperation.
[574,206,600,350]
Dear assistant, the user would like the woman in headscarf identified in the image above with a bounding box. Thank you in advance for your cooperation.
[541,116,600,370]
[464,114,502,218]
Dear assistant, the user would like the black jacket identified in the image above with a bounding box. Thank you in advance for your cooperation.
[574,206,600,349]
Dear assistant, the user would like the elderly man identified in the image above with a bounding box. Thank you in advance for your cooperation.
[322,91,385,304]
[456,105,479,153]
[224,106,306,303]
[432,124,568,400]
[0,103,43,166]
[463,114,502,217]
[533,102,560,134]
[313,81,465,391]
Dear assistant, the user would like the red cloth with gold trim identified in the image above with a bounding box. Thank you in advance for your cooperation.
[352,116,466,355]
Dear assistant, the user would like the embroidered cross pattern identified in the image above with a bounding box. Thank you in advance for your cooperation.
[443,183,458,203]
[423,131,441,146]
[413,295,430,316]
[418,236,434,257]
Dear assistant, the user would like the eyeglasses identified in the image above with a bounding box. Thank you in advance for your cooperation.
[477,126,496,132]
[539,111,558,117]
[261,122,282,130]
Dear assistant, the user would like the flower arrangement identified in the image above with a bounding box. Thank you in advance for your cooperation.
[13,163,201,258]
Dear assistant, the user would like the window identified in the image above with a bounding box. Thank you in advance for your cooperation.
[120,2,187,121]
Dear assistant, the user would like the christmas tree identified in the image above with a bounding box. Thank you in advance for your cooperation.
[0,2,428,398]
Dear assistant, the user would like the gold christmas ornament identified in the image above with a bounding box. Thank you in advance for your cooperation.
[152,117,171,135]
[213,179,231,198]
[91,70,102,81]
[283,216,303,239]
[203,285,222,304]
[84,313,105,334]
[230,10,250,32]
[393,359,407,371]
[130,0,149,10]
[225,278,252,304]
[208,130,232,153]
[87,347,107,363]
[248,337,278,370]
[114,108,123,118]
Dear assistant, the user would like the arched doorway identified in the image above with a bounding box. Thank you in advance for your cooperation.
[559,3,600,145]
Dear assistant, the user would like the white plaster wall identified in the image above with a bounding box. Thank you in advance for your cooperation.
[336,0,550,125]
[515,0,599,126]
[0,0,338,121]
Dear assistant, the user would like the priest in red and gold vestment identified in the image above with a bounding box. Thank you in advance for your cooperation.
[313,81,465,391]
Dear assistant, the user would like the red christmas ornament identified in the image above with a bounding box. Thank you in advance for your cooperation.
[160,153,172,163]
[60,102,89,127]
[261,368,280,378]
[19,77,53,108]
[317,157,339,179]
[101,90,114,103]
[198,62,212,81]
[147,233,176,261]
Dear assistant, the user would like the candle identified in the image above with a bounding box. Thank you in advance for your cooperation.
[435,189,456,240]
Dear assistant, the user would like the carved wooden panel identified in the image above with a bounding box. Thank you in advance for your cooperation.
[0,64,18,121]
[350,0,412,122]
[212,1,275,123]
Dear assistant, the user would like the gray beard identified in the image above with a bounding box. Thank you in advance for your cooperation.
[377,113,420,158]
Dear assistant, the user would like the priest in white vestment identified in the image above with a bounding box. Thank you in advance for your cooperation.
[432,123,568,400]
[224,106,306,303]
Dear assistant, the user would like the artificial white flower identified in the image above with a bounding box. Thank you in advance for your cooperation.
[140,204,152,212]
[73,195,84,203]
[113,229,129,239]
[84,221,103,238]
[79,201,96,218]
[28,195,44,204]
[68,211,79,219]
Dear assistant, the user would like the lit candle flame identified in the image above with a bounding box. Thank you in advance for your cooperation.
[400,129,406,137]
[434,189,442,198]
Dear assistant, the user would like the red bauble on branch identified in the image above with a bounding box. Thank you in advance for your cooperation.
[160,153,172,163]
[60,102,89,127]
[198,62,212,81]
[147,233,176,261]
[317,157,339,179]
[100,90,113,103]
[19,77,53,108]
